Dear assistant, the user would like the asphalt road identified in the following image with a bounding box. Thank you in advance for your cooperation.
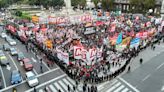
[0,27,66,92]
[122,51,164,92]
[97,42,164,92]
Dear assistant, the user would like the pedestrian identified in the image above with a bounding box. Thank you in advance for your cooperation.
[25,45,28,52]
[58,89,61,92]
[83,85,86,92]
[153,46,155,50]
[40,65,43,73]
[68,84,70,92]
[73,85,76,92]
[140,58,143,64]
[75,81,78,88]
[40,58,43,64]
[128,66,130,72]
[33,87,37,92]
[88,86,90,92]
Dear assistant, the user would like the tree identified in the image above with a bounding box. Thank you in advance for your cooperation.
[71,0,86,8]
[0,0,10,8]
[129,0,155,14]
[143,0,155,10]
[28,0,64,8]
[101,0,114,11]
[92,0,99,8]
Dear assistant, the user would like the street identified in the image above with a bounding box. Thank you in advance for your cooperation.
[0,26,69,92]
[98,42,164,92]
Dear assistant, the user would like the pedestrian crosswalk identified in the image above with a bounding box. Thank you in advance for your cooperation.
[99,79,138,92]
[38,77,81,92]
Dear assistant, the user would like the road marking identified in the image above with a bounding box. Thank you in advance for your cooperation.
[142,74,151,82]
[31,57,37,63]
[0,66,6,88]
[156,62,164,70]
[119,77,140,92]
[42,60,51,71]
[0,67,60,92]
[8,54,18,70]
[49,84,57,92]
[63,78,73,90]
[106,82,121,92]
[54,82,65,92]
[39,89,44,92]
[161,85,164,91]
[121,88,129,92]
[33,68,38,75]
[98,80,112,90]
[0,81,26,92]
[37,67,60,77]
[113,85,125,92]
[66,77,75,85]
[25,74,66,92]
[58,80,67,90]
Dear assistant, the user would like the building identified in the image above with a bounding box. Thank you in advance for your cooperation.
[113,0,162,14]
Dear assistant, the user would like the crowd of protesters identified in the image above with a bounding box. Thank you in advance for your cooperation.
[5,12,164,92]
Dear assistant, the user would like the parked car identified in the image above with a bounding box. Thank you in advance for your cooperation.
[25,71,39,87]
[10,48,18,55]
[8,39,16,46]
[3,44,10,51]
[1,32,7,38]
[22,58,33,71]
[17,52,25,61]
[0,56,9,66]
[11,70,22,85]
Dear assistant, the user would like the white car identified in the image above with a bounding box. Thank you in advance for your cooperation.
[8,39,17,46]
[10,48,18,55]
[1,32,7,38]
[25,71,39,87]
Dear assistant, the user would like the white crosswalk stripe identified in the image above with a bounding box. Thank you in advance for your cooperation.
[103,80,137,92]
[113,85,125,92]
[49,84,58,92]
[66,77,76,85]
[38,89,44,92]
[106,82,121,92]
[58,80,68,90]
[37,77,80,92]
[121,88,129,92]
[63,78,74,90]
[54,82,65,92]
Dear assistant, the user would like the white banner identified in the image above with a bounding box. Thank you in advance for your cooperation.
[56,48,69,65]
[73,46,103,63]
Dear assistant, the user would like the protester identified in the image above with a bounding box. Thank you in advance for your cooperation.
[5,12,163,86]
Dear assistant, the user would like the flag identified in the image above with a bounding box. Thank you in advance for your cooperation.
[116,33,123,45]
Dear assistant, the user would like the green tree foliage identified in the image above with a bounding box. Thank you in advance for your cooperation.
[71,0,86,8]
[0,0,64,8]
[129,0,155,13]
[28,0,64,8]
[101,0,114,11]
[92,0,99,8]
[0,0,9,8]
